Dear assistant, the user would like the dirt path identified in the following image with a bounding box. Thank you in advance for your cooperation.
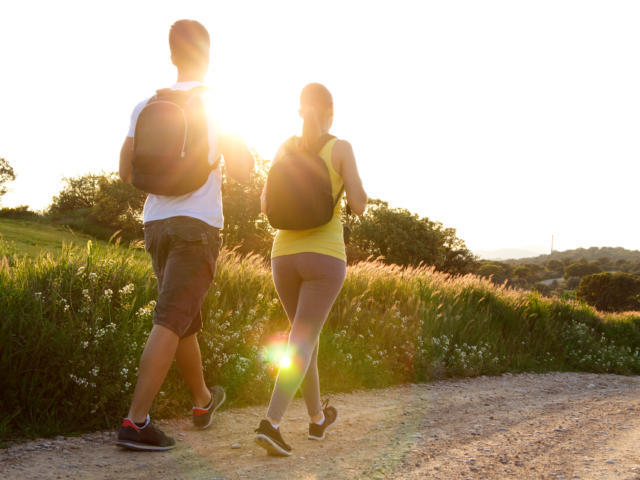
[2,372,639,480]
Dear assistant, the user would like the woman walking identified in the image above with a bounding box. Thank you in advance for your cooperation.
[255,83,367,456]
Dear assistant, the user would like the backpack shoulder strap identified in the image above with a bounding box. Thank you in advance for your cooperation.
[152,86,209,106]
[311,134,336,154]
[188,85,210,96]
[153,88,175,101]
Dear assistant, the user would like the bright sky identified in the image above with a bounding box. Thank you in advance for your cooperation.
[1,0,639,255]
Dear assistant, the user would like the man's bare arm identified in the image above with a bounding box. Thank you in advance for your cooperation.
[119,137,134,184]
[220,134,254,184]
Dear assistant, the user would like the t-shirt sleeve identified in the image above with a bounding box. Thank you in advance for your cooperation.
[126,99,150,138]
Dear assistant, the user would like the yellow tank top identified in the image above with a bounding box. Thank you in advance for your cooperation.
[271,136,346,262]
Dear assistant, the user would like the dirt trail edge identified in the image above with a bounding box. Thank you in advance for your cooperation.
[2,372,639,480]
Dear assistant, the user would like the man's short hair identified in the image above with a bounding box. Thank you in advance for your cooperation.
[169,20,210,70]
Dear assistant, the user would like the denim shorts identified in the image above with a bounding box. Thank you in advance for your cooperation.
[143,216,221,338]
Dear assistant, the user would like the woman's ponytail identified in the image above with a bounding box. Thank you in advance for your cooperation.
[299,83,333,151]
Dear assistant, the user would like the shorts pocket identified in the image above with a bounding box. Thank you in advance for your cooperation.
[143,223,158,252]
[167,220,209,245]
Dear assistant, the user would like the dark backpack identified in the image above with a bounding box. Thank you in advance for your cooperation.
[131,86,218,196]
[265,134,343,230]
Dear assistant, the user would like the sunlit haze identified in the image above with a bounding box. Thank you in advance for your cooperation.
[1,0,639,256]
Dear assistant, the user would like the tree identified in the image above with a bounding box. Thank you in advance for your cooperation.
[546,259,563,274]
[577,272,640,312]
[513,265,532,281]
[564,262,601,279]
[47,160,275,252]
[48,172,145,239]
[0,158,16,200]
[49,173,102,214]
[477,262,507,284]
[221,153,273,256]
[91,174,147,238]
[345,199,477,274]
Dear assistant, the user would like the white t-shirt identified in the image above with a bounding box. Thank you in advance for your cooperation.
[127,81,224,228]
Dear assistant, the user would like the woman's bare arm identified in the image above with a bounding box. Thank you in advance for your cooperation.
[333,140,367,215]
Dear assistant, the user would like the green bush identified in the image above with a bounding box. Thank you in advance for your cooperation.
[564,261,601,279]
[0,206,41,220]
[577,272,640,312]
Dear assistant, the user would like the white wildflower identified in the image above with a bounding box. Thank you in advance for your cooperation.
[119,283,135,296]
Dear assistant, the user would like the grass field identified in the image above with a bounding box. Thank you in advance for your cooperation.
[0,218,98,257]
[1,218,639,442]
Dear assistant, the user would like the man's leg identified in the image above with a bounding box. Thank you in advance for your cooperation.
[175,333,211,408]
[127,324,179,423]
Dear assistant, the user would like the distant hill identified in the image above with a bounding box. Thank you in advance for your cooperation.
[476,247,548,261]
[504,246,640,265]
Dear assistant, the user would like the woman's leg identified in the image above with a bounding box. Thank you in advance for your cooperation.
[271,255,302,322]
[300,342,321,419]
[265,255,301,426]
[273,255,322,419]
[266,253,346,424]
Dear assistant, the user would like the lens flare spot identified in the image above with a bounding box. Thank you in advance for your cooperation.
[279,355,292,369]
[262,332,291,377]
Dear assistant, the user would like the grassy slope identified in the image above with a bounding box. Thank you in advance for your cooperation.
[1,218,639,442]
[0,219,97,257]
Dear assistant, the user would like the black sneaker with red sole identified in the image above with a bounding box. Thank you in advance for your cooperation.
[192,385,226,430]
[116,416,175,451]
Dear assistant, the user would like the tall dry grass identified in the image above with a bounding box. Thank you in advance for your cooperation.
[1,239,639,441]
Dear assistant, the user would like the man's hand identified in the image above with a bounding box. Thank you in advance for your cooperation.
[119,137,134,184]
[220,134,254,184]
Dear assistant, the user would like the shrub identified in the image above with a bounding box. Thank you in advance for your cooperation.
[0,206,41,220]
[577,272,640,312]
[564,261,601,279]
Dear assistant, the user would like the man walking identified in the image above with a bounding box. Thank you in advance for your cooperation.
[116,19,254,451]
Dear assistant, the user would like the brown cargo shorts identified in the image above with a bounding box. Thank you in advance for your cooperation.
[143,216,221,338]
